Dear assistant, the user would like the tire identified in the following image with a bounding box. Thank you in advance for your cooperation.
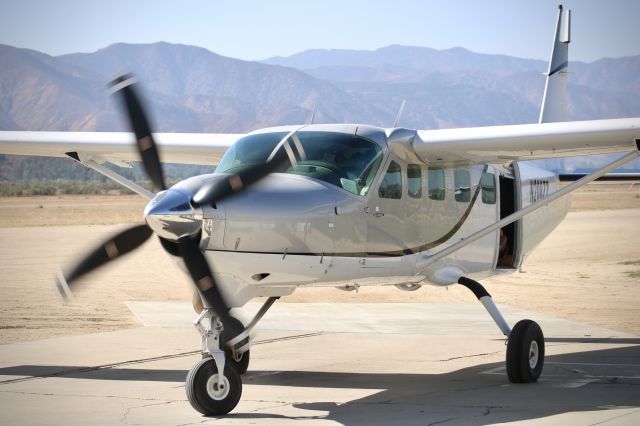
[222,316,250,374]
[186,357,242,416]
[506,319,545,383]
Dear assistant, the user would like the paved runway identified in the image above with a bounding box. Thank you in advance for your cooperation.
[1,303,639,425]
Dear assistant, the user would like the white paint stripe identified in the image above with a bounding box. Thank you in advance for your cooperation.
[584,375,640,379]
[553,379,598,388]
[547,362,640,367]
[479,366,504,374]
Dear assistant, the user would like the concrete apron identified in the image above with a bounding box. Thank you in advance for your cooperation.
[0,303,639,425]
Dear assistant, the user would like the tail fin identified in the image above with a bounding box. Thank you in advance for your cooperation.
[539,5,571,124]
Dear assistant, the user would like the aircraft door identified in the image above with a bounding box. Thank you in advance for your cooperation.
[365,158,408,257]
[497,164,523,268]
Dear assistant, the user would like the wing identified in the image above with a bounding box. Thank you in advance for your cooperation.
[414,117,640,166]
[0,131,243,165]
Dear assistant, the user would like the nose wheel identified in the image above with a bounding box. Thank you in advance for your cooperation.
[186,358,242,415]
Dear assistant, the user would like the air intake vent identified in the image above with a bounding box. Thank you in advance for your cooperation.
[251,273,270,282]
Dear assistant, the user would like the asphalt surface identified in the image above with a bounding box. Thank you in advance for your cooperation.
[1,302,639,425]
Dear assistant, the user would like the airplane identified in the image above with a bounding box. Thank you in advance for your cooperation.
[1,5,639,416]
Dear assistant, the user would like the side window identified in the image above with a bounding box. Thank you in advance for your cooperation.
[378,161,402,199]
[428,168,445,200]
[454,169,471,202]
[480,172,496,204]
[407,164,422,199]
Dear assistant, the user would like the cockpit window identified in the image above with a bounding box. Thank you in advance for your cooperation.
[216,131,383,196]
[216,132,288,173]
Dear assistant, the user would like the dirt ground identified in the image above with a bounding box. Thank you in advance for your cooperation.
[0,181,638,344]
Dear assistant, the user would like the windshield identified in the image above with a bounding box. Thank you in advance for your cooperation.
[217,131,383,196]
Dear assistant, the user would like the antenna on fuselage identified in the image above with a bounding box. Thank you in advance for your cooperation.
[306,103,317,125]
[393,99,406,128]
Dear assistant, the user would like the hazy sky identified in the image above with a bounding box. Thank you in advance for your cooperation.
[1,0,639,62]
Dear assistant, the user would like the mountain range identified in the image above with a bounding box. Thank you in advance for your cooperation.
[1,41,639,178]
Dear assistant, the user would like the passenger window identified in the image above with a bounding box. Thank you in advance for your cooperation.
[480,172,496,204]
[378,161,402,199]
[428,168,445,200]
[407,164,422,199]
[454,169,471,202]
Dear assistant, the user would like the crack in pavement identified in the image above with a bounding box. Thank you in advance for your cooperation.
[0,332,321,387]
[437,351,499,362]
[588,408,640,425]
[426,418,454,426]
[0,389,181,402]
[122,400,182,425]
[173,419,210,426]
[0,350,200,385]
[479,405,503,416]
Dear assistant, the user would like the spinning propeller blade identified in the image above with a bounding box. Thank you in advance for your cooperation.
[178,237,233,322]
[108,74,166,192]
[55,224,153,301]
[192,157,285,207]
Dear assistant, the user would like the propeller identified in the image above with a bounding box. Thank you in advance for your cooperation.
[192,156,285,207]
[107,74,166,192]
[55,74,278,341]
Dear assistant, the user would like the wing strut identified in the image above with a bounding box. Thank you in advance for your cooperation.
[65,152,154,199]
[416,145,640,275]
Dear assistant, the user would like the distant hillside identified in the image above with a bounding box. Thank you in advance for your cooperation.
[263,45,547,80]
[56,42,387,131]
[262,45,640,124]
[0,45,108,131]
[1,42,640,181]
[0,42,392,135]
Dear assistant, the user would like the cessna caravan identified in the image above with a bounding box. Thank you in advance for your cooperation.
[1,5,639,415]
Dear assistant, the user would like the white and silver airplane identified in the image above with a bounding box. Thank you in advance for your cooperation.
[1,5,639,415]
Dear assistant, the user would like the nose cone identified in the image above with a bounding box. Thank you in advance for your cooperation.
[144,188,203,241]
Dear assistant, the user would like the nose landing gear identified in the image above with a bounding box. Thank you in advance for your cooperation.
[187,296,280,415]
[187,308,241,415]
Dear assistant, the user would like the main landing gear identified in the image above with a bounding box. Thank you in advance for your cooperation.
[458,277,545,383]
[186,297,279,415]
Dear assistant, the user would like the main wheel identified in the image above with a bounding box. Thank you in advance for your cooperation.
[186,358,242,415]
[222,316,250,374]
[506,319,545,383]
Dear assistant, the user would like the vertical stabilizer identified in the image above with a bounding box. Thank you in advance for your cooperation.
[539,5,571,124]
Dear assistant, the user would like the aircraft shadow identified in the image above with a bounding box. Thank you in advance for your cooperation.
[1,345,639,424]
[240,345,640,425]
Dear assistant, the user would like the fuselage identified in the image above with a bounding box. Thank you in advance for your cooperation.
[145,123,570,307]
